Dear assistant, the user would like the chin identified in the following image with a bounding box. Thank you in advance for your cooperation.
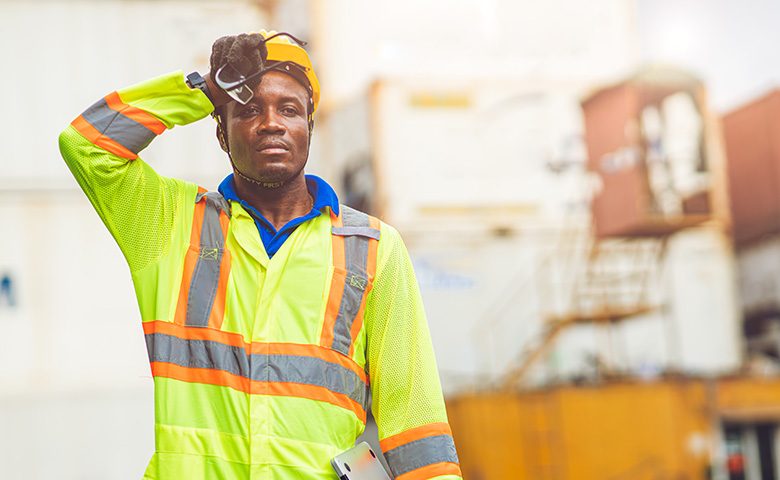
[255,168,294,184]
[243,166,302,188]
[234,154,306,187]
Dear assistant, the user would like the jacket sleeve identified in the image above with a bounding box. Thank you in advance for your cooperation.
[58,71,213,273]
[364,224,462,480]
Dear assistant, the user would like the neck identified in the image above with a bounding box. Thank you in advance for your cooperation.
[233,171,312,230]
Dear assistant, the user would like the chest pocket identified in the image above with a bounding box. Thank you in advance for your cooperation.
[320,205,381,357]
[174,189,232,329]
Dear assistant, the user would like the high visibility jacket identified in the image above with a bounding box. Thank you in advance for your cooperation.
[59,71,462,480]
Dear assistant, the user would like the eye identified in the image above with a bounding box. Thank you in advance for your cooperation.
[238,104,260,118]
[280,105,301,116]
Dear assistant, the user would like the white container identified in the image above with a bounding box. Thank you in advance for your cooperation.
[737,237,780,316]
[0,190,155,478]
[317,78,595,230]
[0,0,270,191]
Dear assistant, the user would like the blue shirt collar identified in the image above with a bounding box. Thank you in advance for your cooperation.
[217,173,340,216]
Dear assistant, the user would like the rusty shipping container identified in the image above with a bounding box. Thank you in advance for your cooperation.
[722,89,780,247]
[582,69,716,238]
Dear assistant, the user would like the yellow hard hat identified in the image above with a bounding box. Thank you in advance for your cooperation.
[260,30,321,114]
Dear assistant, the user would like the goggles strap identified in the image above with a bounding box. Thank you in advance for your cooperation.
[262,32,308,47]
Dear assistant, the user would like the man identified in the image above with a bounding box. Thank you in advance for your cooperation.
[59,31,461,480]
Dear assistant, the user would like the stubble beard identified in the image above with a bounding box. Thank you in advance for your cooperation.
[230,154,307,190]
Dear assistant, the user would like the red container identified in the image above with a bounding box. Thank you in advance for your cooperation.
[582,69,712,238]
[722,90,780,247]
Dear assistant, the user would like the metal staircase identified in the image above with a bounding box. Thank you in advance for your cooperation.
[503,235,668,389]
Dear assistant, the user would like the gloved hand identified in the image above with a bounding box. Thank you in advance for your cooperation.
[209,33,267,84]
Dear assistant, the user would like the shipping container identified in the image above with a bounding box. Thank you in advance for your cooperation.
[738,237,780,318]
[736,236,780,371]
[722,90,780,247]
[582,68,722,238]
[318,78,594,230]
[448,377,780,480]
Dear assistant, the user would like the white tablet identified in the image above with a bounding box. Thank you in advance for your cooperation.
[331,442,392,480]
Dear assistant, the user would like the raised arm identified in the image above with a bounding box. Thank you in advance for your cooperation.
[58,71,221,272]
[365,225,463,480]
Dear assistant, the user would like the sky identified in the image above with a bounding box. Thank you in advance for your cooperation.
[637,0,780,112]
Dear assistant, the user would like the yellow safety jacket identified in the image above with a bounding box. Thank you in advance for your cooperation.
[59,71,462,480]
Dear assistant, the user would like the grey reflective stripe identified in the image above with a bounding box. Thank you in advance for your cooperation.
[253,354,367,403]
[331,226,381,240]
[384,434,460,478]
[186,192,228,327]
[195,191,232,216]
[146,333,248,376]
[145,333,369,408]
[81,98,156,154]
[330,206,377,355]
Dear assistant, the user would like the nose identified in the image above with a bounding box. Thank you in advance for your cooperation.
[257,108,286,135]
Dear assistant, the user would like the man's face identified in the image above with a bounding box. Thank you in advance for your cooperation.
[224,70,310,186]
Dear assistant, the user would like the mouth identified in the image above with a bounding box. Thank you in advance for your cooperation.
[255,140,290,155]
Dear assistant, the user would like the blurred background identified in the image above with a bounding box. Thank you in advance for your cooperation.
[1,0,779,478]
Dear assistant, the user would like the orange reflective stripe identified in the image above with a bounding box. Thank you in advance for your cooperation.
[380,423,453,452]
[347,297,369,359]
[320,212,345,347]
[207,209,231,330]
[366,216,380,281]
[347,215,380,357]
[103,92,166,135]
[71,115,137,160]
[143,320,246,349]
[151,361,250,393]
[143,321,368,383]
[174,187,207,325]
[268,382,367,423]
[395,462,462,480]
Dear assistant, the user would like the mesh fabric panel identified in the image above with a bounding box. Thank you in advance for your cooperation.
[59,126,187,273]
[364,224,450,440]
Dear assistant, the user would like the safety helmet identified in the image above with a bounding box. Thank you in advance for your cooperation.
[260,30,320,114]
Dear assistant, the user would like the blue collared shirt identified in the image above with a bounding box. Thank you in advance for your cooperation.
[217,174,340,258]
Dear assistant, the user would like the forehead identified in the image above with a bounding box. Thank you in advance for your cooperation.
[250,70,309,104]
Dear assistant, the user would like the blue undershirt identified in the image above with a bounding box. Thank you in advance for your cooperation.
[217,174,341,258]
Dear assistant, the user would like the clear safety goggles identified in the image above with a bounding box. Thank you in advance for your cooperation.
[214,32,310,105]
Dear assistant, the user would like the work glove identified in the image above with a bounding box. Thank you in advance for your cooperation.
[209,33,267,86]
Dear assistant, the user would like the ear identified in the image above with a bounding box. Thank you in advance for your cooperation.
[216,123,229,154]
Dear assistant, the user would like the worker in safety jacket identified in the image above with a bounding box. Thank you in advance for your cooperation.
[59,31,461,480]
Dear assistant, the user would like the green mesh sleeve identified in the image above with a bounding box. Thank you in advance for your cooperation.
[365,224,451,437]
[59,126,194,273]
[366,225,461,478]
[58,71,213,272]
